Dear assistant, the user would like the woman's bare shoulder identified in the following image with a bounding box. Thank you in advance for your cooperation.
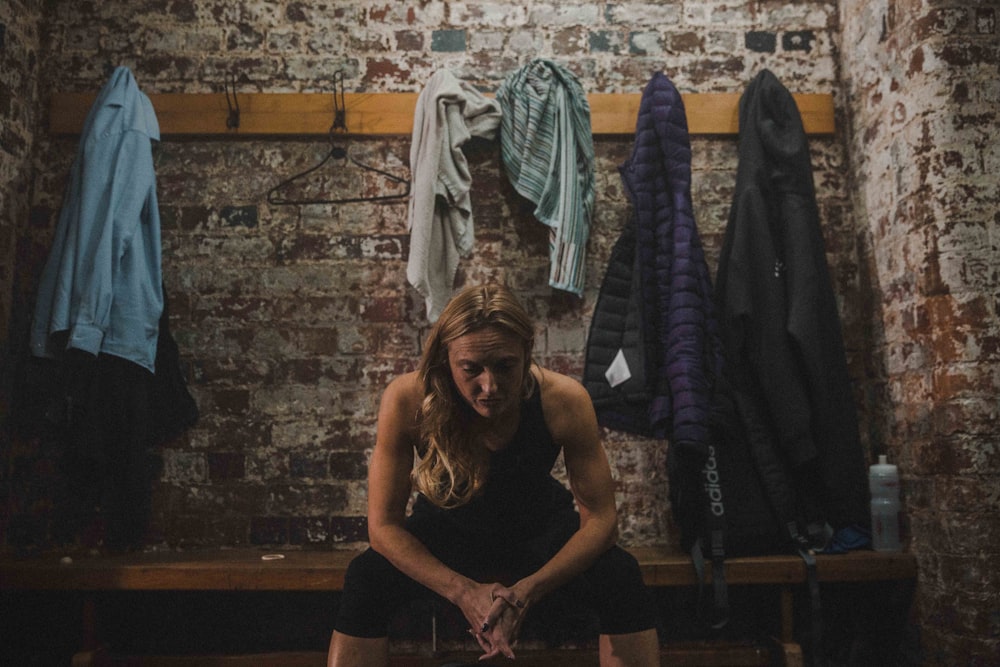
[377,370,425,437]
[534,365,593,432]
[382,371,423,410]
[535,365,588,402]
[385,370,422,394]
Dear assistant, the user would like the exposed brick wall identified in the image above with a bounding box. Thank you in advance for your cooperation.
[13,0,857,552]
[0,1,42,352]
[0,1,43,554]
[839,0,999,664]
[1,0,996,663]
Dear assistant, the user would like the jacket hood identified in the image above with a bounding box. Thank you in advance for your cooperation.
[738,69,814,197]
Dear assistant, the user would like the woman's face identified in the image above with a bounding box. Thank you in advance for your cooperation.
[447,326,527,421]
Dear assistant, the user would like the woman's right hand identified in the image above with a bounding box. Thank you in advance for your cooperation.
[454,581,523,660]
[467,583,531,660]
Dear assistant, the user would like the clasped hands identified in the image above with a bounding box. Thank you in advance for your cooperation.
[465,582,528,660]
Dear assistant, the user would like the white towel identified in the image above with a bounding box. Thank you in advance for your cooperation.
[406,70,502,322]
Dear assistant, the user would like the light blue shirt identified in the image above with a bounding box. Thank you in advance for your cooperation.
[31,66,163,372]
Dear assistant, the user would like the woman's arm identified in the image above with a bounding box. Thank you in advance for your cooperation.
[482,368,620,653]
[365,372,499,649]
[523,367,619,597]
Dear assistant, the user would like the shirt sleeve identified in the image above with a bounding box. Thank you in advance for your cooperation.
[65,128,154,355]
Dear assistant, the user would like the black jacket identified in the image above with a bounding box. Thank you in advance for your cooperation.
[715,70,868,531]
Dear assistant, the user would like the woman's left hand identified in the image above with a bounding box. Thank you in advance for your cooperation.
[476,585,528,660]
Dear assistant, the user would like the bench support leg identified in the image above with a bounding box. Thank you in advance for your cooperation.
[71,595,99,667]
[780,586,794,643]
[777,641,804,667]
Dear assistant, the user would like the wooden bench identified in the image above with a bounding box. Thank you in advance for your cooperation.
[0,546,917,667]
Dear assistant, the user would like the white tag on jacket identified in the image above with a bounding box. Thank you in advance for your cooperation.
[605,348,632,388]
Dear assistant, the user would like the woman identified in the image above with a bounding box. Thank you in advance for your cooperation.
[328,284,659,665]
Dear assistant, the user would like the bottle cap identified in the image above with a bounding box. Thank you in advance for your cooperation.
[871,454,897,470]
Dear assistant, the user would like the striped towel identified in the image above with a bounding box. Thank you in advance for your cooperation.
[497,59,595,296]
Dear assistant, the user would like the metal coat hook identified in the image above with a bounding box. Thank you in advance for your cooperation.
[331,70,347,134]
[224,72,240,130]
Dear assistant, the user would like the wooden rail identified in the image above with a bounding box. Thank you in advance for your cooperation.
[48,91,836,137]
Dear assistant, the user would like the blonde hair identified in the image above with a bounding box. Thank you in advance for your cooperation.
[413,284,536,508]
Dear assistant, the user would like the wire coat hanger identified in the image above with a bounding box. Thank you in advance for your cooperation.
[266,72,410,205]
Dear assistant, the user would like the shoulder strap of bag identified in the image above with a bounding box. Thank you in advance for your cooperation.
[691,500,730,631]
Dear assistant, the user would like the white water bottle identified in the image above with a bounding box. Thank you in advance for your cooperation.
[869,455,902,551]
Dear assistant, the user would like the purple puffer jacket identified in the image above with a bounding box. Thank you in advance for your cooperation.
[619,72,724,456]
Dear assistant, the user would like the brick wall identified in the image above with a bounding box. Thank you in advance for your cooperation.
[12,0,856,550]
[0,0,43,556]
[839,0,999,664]
[1,1,996,663]
[0,1,42,354]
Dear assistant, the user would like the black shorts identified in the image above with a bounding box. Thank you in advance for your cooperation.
[334,510,658,638]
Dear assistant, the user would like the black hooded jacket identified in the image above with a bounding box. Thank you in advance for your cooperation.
[714,70,869,531]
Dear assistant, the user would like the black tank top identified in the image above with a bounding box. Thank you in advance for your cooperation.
[411,388,576,541]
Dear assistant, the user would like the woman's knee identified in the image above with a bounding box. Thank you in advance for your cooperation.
[334,549,403,638]
[585,547,658,635]
[344,547,397,584]
[588,545,643,581]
